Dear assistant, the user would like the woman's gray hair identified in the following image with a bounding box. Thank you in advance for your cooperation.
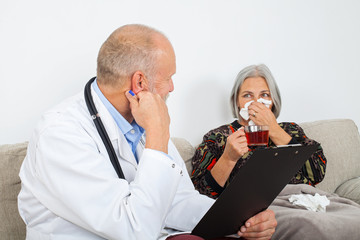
[230,64,282,120]
[97,24,166,87]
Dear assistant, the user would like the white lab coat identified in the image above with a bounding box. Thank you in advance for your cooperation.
[18,86,214,240]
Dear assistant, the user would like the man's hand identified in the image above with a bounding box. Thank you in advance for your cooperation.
[125,90,170,153]
[237,209,277,240]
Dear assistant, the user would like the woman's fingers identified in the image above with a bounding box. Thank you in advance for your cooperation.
[248,102,276,127]
[224,127,249,161]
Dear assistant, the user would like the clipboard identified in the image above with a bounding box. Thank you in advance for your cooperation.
[191,144,319,239]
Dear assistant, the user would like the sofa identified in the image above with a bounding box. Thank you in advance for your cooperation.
[1,118,360,239]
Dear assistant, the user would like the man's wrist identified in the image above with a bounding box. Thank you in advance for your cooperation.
[145,130,170,153]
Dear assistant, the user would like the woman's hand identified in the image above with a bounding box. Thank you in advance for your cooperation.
[210,127,248,187]
[248,102,291,145]
[237,209,277,240]
[248,102,277,130]
[222,127,249,163]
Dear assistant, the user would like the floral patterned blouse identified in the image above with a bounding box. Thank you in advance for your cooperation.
[191,120,327,199]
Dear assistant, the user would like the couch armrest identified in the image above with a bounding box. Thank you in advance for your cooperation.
[0,142,28,239]
[335,177,360,205]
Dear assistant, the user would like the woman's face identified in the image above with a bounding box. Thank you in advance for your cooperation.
[237,77,273,109]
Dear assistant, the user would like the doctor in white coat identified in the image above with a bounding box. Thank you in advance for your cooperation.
[18,24,277,240]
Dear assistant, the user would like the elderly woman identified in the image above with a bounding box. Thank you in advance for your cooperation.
[191,64,327,198]
[191,64,360,240]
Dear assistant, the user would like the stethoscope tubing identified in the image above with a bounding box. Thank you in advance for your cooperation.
[84,77,125,179]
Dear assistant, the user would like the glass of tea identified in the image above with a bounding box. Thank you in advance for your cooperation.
[244,125,269,147]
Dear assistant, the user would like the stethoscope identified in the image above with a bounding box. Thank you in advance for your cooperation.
[84,77,125,179]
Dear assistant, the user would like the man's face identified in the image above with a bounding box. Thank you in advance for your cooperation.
[148,41,176,101]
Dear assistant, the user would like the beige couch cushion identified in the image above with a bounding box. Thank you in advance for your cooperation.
[0,142,27,239]
[299,119,360,193]
[171,137,195,175]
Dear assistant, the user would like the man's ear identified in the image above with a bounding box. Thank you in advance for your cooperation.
[131,71,146,94]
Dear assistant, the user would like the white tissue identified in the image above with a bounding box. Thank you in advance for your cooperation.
[239,98,272,125]
[288,193,330,212]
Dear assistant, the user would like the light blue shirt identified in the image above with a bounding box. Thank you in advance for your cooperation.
[92,79,144,163]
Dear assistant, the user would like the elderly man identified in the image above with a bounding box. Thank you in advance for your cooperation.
[18,24,276,240]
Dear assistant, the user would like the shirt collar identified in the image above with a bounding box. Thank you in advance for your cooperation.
[91,78,144,136]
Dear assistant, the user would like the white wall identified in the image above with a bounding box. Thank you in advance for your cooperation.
[1,0,360,146]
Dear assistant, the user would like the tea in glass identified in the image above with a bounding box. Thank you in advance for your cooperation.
[244,125,269,146]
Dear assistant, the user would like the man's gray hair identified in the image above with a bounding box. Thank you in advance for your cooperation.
[230,64,282,120]
[97,24,167,87]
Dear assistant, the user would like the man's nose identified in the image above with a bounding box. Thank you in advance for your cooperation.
[169,79,174,92]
